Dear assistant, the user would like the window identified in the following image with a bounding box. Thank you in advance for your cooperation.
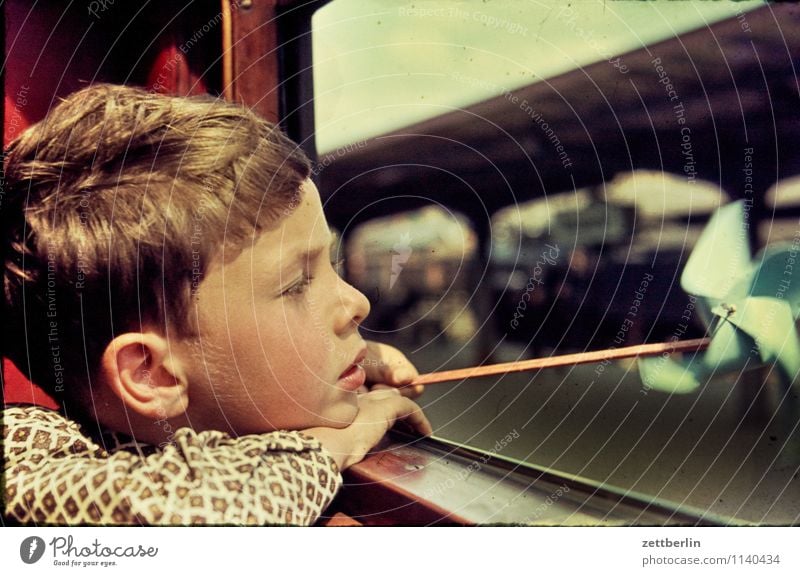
[311,0,798,524]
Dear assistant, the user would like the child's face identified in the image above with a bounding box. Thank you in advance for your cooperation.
[179,179,371,435]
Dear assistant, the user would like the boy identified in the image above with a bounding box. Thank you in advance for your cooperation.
[2,83,431,525]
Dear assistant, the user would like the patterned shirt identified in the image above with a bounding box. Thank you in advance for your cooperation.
[3,405,341,525]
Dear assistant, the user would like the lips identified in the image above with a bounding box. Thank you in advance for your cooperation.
[337,347,367,391]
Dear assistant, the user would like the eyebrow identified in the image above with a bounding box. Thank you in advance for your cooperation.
[281,234,335,272]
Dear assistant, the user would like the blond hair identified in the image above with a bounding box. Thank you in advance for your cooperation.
[2,83,310,404]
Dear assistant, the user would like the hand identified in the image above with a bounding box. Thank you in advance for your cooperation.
[359,341,425,398]
[303,389,432,471]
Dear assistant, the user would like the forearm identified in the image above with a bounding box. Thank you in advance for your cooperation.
[5,426,341,525]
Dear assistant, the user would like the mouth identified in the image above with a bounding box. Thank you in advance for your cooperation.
[337,346,367,391]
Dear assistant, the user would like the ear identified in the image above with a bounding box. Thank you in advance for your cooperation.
[99,332,189,420]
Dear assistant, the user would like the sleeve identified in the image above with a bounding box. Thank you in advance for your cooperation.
[3,407,342,525]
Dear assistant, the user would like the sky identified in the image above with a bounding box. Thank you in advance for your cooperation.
[312,0,765,153]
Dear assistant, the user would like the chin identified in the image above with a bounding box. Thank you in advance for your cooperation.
[317,397,359,429]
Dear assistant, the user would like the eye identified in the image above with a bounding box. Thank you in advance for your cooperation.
[331,256,345,276]
[282,273,314,298]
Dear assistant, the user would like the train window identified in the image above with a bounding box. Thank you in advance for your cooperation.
[489,170,727,354]
[345,206,479,347]
[310,0,769,359]
[762,176,800,245]
[310,1,798,524]
[311,0,764,154]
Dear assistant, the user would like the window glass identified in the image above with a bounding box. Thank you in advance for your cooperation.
[312,0,764,153]
[345,206,479,347]
[310,0,796,524]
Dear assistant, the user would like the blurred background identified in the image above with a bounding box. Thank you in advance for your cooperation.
[309,0,800,523]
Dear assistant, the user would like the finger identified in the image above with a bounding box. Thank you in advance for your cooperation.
[380,351,419,385]
[364,341,419,385]
[397,383,425,398]
[362,341,388,383]
[370,382,423,397]
[364,386,401,398]
[397,401,433,436]
[355,392,430,439]
[385,364,419,386]
[384,396,432,437]
[368,383,395,392]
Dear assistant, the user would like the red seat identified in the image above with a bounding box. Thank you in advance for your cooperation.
[2,1,204,412]
[2,358,58,409]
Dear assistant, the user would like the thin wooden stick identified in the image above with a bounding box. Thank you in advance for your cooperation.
[409,337,711,387]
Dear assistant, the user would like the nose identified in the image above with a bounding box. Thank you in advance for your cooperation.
[334,276,371,333]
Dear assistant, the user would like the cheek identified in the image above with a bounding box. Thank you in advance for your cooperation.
[284,297,336,347]
[289,336,333,383]
[259,307,333,380]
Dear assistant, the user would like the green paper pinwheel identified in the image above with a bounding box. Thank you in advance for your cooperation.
[638,200,800,393]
